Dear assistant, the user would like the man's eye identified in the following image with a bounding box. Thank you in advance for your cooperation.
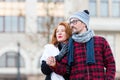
[73,21,76,23]
[70,21,74,23]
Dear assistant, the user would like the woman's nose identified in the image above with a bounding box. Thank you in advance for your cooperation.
[58,31,62,35]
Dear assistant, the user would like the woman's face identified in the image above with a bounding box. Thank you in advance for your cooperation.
[56,25,67,42]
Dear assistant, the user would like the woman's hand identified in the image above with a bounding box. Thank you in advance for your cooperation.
[46,56,56,67]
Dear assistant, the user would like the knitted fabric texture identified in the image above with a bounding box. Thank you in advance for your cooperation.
[69,10,90,29]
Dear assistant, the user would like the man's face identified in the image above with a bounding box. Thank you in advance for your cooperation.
[69,18,86,34]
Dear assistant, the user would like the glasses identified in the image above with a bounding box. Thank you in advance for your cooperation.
[69,20,81,25]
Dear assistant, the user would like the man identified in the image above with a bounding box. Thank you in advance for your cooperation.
[47,10,116,80]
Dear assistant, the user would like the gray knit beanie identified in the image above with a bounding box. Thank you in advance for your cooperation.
[69,10,90,29]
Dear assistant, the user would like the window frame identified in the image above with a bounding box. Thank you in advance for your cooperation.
[0,51,25,68]
[0,16,25,33]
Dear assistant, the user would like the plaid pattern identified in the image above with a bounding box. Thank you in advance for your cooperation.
[52,36,116,80]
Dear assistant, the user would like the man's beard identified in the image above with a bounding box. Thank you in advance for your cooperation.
[72,28,79,34]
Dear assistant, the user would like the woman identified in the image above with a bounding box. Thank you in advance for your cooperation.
[40,21,72,80]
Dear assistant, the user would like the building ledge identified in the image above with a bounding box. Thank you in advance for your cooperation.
[90,18,120,31]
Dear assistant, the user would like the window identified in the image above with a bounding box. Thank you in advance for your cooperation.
[112,0,120,17]
[0,0,25,2]
[37,0,64,2]
[5,16,18,32]
[19,16,25,32]
[0,51,25,67]
[37,0,45,2]
[52,0,64,2]
[100,0,108,17]
[37,16,47,33]
[37,16,64,33]
[89,0,97,16]
[89,0,120,17]
[51,17,64,32]
[0,16,25,33]
[0,0,4,1]
[0,16,4,32]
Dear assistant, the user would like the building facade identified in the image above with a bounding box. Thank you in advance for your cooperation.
[0,0,120,80]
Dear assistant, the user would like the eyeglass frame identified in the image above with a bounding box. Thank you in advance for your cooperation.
[69,19,82,25]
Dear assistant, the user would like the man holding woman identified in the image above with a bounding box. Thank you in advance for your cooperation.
[46,10,116,80]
